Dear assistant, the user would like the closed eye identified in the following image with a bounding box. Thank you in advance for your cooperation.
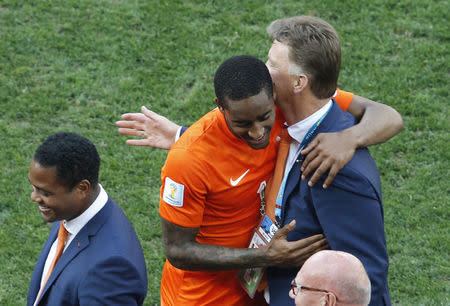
[233,121,252,128]
[257,110,272,121]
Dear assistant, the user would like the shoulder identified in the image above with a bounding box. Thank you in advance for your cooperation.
[320,102,357,133]
[172,108,222,151]
[313,148,381,200]
[90,199,144,256]
[166,109,221,164]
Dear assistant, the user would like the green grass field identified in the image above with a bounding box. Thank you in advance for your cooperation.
[0,0,448,305]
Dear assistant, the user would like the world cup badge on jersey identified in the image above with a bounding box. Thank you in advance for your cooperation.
[163,177,185,207]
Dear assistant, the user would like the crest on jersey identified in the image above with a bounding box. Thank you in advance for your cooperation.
[163,177,184,207]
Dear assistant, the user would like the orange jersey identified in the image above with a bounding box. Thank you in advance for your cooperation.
[334,88,353,111]
[159,90,353,305]
[159,108,283,305]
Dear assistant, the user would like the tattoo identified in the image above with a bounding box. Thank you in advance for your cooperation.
[160,217,268,271]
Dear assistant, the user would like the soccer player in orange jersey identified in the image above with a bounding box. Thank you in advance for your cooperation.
[157,55,329,305]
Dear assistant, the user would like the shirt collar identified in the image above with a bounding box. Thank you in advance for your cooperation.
[286,100,332,144]
[64,184,108,236]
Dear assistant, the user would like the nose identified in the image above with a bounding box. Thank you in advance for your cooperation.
[248,123,264,140]
[30,188,41,203]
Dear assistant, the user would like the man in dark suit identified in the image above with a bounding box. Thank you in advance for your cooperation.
[27,132,147,306]
[264,16,390,305]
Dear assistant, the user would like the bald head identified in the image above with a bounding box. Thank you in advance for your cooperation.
[293,250,371,306]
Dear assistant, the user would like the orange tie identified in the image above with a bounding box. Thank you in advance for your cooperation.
[34,221,68,306]
[264,128,292,221]
[257,129,292,293]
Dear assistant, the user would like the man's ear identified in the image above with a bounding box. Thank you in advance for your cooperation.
[75,179,91,199]
[325,292,337,306]
[215,97,224,111]
[293,74,308,94]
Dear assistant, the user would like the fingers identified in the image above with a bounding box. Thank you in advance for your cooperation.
[119,113,147,122]
[301,138,318,156]
[117,127,144,137]
[274,220,296,238]
[116,120,139,129]
[321,164,339,189]
[116,112,149,138]
[300,149,320,179]
[141,106,158,119]
[300,137,321,176]
[125,139,151,146]
[307,159,332,187]
[289,233,325,248]
[287,236,329,267]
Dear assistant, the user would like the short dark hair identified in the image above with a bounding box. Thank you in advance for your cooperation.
[33,132,100,190]
[214,55,273,108]
[267,16,341,99]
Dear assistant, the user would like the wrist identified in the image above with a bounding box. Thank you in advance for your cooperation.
[340,126,363,149]
[260,244,281,267]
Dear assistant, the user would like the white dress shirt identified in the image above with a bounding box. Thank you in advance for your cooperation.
[284,100,333,177]
[38,184,108,289]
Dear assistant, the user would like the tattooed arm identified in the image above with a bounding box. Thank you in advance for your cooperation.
[161,217,328,270]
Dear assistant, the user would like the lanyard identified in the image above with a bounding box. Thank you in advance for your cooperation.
[274,102,332,224]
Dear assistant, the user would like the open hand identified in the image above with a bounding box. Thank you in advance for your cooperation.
[116,106,180,150]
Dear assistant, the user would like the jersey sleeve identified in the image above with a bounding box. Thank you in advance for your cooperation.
[159,148,209,228]
[334,88,354,111]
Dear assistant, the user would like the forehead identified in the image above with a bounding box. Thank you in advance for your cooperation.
[268,40,291,64]
[225,90,274,119]
[29,160,62,190]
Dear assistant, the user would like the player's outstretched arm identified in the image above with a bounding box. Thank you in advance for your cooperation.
[116,106,180,149]
[300,95,403,188]
[161,217,328,271]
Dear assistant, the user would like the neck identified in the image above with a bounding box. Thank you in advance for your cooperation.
[78,184,101,217]
[278,90,330,126]
[87,183,101,204]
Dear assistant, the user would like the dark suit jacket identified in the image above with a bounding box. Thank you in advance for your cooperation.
[28,197,148,305]
[267,102,390,306]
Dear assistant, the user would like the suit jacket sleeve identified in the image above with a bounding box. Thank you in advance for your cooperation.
[310,173,389,305]
[78,256,146,305]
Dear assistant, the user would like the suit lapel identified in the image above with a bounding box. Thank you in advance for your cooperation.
[280,103,339,224]
[27,224,58,305]
[37,199,112,304]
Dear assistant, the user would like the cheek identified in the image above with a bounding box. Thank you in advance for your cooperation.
[271,70,287,83]
[230,126,249,137]
[264,116,276,130]
[270,72,281,85]
[297,293,319,305]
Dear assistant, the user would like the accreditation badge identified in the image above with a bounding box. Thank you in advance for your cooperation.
[238,215,279,298]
